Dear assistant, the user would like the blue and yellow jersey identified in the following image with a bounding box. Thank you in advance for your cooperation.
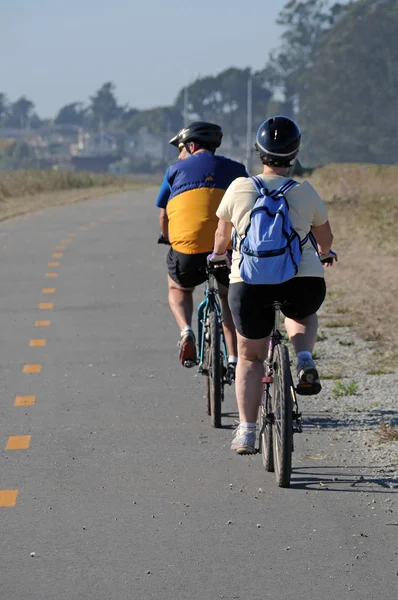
[155,151,248,254]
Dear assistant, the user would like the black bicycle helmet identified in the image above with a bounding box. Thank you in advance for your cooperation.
[255,116,301,166]
[169,121,223,150]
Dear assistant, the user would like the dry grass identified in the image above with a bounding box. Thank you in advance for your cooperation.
[0,169,157,222]
[302,164,398,370]
[0,169,143,200]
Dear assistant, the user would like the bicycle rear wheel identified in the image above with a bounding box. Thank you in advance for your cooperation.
[272,344,293,487]
[208,309,222,428]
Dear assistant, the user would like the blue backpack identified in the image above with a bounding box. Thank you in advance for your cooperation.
[233,176,310,285]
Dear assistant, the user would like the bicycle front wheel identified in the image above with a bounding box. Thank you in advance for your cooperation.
[208,309,222,428]
[272,344,293,487]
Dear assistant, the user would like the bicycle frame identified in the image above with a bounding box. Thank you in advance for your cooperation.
[197,269,228,372]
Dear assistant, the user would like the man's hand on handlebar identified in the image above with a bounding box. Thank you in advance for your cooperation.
[157,234,171,245]
[320,250,338,267]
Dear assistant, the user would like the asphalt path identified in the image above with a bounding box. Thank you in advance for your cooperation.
[0,189,396,599]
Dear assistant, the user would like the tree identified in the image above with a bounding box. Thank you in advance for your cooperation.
[107,106,139,130]
[258,1,350,115]
[3,96,36,128]
[55,102,85,126]
[297,0,398,165]
[0,93,8,124]
[9,140,35,160]
[126,106,182,134]
[174,68,272,135]
[89,82,120,129]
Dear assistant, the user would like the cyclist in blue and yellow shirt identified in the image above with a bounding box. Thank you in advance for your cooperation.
[156,121,248,369]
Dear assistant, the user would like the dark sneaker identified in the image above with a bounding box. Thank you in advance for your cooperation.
[231,426,256,455]
[296,357,321,395]
[178,330,197,368]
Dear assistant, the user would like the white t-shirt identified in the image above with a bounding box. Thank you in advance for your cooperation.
[216,174,329,284]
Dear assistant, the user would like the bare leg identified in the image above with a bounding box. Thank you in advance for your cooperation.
[218,283,237,357]
[284,313,318,354]
[235,332,269,423]
[167,275,194,331]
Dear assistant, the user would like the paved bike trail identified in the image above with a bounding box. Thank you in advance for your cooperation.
[0,189,396,600]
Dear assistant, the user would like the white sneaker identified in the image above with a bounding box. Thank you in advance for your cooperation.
[231,426,256,455]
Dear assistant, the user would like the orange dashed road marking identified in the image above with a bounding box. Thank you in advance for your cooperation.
[39,302,53,309]
[35,320,51,326]
[52,253,63,257]
[61,239,71,244]
[15,395,36,406]
[29,339,46,347]
[42,288,55,294]
[68,233,76,237]
[23,364,41,374]
[48,262,60,267]
[46,273,58,278]
[56,246,66,250]
[0,490,18,506]
[6,436,31,450]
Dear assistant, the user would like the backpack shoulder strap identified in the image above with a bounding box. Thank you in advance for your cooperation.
[250,175,267,196]
[276,178,310,246]
[232,176,264,250]
[251,176,299,199]
[276,178,299,196]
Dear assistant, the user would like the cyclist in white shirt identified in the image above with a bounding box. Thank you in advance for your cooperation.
[210,116,337,454]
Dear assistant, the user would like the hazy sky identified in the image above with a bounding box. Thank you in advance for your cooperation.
[1,0,288,118]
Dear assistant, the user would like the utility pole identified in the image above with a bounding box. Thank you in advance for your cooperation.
[164,116,171,164]
[99,118,105,154]
[183,87,189,126]
[245,75,253,173]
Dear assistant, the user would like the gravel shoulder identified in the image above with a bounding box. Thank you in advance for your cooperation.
[300,312,398,489]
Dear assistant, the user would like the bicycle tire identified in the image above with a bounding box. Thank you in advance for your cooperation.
[208,309,222,428]
[203,342,211,416]
[272,344,293,487]
[259,394,274,472]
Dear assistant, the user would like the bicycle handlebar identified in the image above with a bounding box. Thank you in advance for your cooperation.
[206,261,229,272]
[157,234,171,246]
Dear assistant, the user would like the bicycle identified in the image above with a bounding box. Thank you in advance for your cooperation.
[258,251,337,487]
[257,302,302,488]
[157,236,232,427]
[197,263,232,428]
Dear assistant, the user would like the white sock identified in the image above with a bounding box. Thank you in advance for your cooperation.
[228,355,238,364]
[297,350,312,362]
[240,421,256,431]
[181,326,193,336]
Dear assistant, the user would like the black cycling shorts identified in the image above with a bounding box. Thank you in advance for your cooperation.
[228,277,326,339]
[167,247,230,289]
